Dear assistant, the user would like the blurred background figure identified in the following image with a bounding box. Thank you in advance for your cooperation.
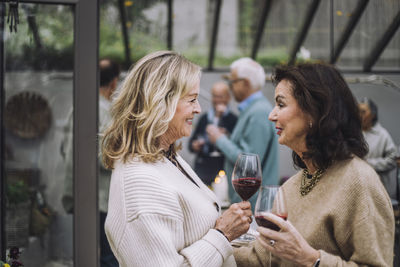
[98,58,121,267]
[359,97,398,199]
[207,57,278,209]
[188,81,237,186]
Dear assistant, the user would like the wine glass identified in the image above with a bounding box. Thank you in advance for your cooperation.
[231,153,262,242]
[255,185,287,266]
[232,153,262,201]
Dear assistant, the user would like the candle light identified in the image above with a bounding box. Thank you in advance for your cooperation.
[212,170,230,208]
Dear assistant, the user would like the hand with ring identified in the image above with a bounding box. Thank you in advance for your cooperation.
[257,213,319,266]
[215,201,252,241]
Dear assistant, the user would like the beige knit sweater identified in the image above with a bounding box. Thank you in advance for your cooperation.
[105,154,236,267]
[234,156,395,267]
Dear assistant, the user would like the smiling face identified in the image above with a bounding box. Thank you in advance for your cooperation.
[268,80,310,154]
[162,79,201,146]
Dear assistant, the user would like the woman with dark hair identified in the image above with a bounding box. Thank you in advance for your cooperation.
[234,63,395,266]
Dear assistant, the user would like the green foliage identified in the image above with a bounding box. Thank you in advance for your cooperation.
[5,4,73,70]
[130,32,168,62]
[99,1,168,67]
[99,20,125,63]
[5,1,310,71]
[238,0,263,52]
[257,48,289,67]
[6,181,30,204]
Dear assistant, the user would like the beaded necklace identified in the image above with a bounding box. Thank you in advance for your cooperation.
[300,168,324,196]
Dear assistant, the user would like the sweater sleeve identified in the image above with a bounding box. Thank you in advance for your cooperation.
[234,241,281,267]
[116,214,233,267]
[234,215,394,267]
[319,171,395,267]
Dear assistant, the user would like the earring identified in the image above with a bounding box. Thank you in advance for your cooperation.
[309,121,313,128]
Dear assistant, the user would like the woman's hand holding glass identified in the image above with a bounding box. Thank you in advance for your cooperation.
[255,187,319,266]
[254,186,287,231]
[229,152,262,242]
[215,201,252,241]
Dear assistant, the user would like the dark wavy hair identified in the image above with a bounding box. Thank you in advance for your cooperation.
[272,63,368,171]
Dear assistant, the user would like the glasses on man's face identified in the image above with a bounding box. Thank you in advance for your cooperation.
[227,78,245,88]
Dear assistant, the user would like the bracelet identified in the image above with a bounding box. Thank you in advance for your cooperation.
[215,228,229,241]
[312,258,320,267]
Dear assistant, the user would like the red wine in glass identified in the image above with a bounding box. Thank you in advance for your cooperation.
[255,185,287,231]
[255,213,287,231]
[231,153,262,201]
[232,177,262,201]
[231,153,262,243]
[255,186,287,267]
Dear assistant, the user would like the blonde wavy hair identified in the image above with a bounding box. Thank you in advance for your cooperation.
[101,51,201,169]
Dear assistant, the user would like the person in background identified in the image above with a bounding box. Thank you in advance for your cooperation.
[207,57,278,209]
[188,81,237,186]
[359,97,398,199]
[102,51,252,267]
[234,63,394,267]
[98,58,121,267]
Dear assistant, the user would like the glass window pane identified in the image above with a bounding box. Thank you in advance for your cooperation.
[100,2,126,63]
[375,35,400,71]
[173,0,209,66]
[300,0,330,64]
[337,0,400,70]
[330,0,359,66]
[214,0,260,68]
[4,3,74,266]
[258,0,313,67]
[101,0,169,67]
[128,0,168,61]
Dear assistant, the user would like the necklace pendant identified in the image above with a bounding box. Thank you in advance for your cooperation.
[300,169,323,196]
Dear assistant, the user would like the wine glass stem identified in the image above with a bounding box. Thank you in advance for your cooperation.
[269,251,271,267]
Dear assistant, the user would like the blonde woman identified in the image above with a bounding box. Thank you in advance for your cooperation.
[102,51,252,267]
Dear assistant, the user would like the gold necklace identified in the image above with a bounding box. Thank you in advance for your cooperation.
[300,169,324,196]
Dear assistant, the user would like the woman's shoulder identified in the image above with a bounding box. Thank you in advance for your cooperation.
[330,156,390,202]
[115,157,173,189]
[112,158,183,220]
[335,156,377,180]
[327,156,375,186]
[116,156,161,172]
[331,156,393,228]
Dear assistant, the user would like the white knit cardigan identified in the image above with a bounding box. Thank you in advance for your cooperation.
[105,154,236,267]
